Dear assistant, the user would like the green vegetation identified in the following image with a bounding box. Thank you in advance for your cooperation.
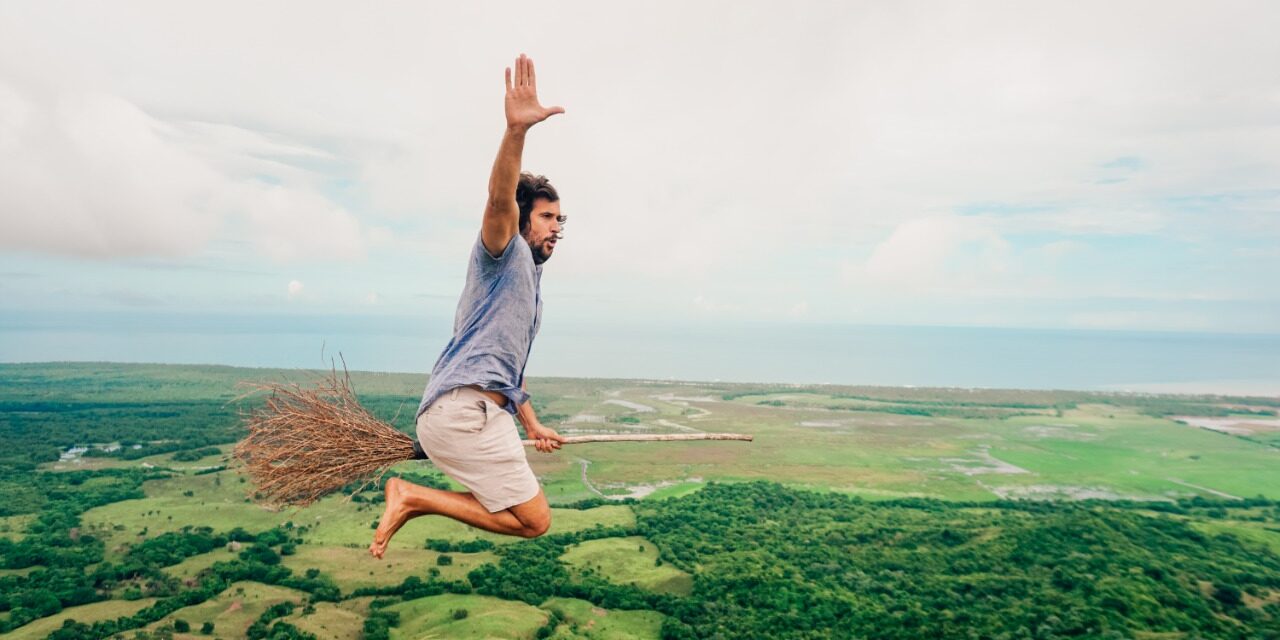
[540,597,666,639]
[0,598,157,640]
[560,536,692,595]
[387,593,546,639]
[3,362,1279,638]
[639,482,1280,639]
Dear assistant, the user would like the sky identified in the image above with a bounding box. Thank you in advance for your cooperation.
[1,0,1278,337]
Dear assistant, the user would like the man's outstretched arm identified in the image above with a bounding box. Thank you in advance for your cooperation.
[481,53,564,258]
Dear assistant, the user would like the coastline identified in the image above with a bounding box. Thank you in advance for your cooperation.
[1103,379,1280,398]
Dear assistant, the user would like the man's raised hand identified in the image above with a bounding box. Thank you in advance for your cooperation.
[504,53,564,131]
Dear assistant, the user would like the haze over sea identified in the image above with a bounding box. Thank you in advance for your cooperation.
[1,310,1276,396]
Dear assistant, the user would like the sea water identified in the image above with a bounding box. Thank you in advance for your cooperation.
[1,310,1277,395]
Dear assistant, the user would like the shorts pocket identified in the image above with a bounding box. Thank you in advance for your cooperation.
[480,397,506,422]
[427,398,488,435]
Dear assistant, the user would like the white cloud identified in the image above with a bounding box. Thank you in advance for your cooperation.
[0,0,1277,331]
[235,183,364,263]
[858,215,1011,290]
[0,81,221,258]
[0,77,366,263]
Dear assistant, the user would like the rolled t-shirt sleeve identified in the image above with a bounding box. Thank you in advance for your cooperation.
[477,231,520,264]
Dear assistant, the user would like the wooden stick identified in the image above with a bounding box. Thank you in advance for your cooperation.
[521,433,753,445]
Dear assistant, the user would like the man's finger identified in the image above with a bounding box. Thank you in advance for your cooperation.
[505,67,512,94]
[529,57,536,89]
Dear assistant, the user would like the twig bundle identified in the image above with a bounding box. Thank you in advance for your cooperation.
[233,364,415,507]
[233,362,753,507]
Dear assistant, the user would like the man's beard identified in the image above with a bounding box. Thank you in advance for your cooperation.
[525,233,553,265]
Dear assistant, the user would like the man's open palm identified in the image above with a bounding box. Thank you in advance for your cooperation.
[505,54,564,129]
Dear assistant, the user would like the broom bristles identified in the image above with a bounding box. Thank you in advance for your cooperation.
[233,360,414,507]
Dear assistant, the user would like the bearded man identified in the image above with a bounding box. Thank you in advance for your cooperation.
[370,53,567,558]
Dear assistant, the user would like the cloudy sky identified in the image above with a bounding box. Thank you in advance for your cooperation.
[2,0,1278,336]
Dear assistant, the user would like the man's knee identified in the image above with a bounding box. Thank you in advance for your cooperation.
[520,516,550,538]
[518,507,550,538]
[511,493,551,538]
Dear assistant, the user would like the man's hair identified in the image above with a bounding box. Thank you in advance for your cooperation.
[516,172,559,233]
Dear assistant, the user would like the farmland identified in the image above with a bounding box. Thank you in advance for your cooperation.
[1,362,1278,638]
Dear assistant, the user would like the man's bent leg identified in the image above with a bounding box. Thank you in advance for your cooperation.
[369,478,550,558]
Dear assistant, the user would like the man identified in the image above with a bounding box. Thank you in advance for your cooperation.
[369,53,567,558]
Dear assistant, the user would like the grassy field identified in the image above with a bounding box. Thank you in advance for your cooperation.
[560,536,692,595]
[4,362,1279,639]
[0,514,33,541]
[524,385,1279,503]
[14,362,1278,506]
[386,594,664,639]
[388,593,549,640]
[80,462,637,563]
[164,547,240,581]
[144,581,308,639]
[280,544,496,588]
[1189,515,1280,554]
[279,600,367,639]
[542,597,664,639]
[0,599,158,640]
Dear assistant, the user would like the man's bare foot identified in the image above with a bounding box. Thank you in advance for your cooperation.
[368,477,417,559]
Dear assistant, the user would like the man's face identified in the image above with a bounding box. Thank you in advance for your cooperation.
[522,197,562,265]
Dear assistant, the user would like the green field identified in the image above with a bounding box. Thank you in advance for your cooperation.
[10,362,1279,504]
[280,599,368,639]
[2,362,1279,639]
[541,597,664,639]
[388,593,548,639]
[560,536,692,595]
[280,545,496,588]
[143,581,308,638]
[1,598,157,640]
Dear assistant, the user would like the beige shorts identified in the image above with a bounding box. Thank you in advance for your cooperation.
[415,386,540,513]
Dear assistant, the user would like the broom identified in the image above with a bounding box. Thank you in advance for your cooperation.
[232,362,752,507]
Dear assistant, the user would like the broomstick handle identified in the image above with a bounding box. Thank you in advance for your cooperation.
[411,432,751,459]
[522,433,753,445]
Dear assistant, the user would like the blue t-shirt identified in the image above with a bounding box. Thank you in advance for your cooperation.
[416,232,543,418]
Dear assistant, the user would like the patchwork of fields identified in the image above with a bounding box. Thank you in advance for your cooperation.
[1,362,1278,638]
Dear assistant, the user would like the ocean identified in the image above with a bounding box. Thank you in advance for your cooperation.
[1,310,1277,396]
